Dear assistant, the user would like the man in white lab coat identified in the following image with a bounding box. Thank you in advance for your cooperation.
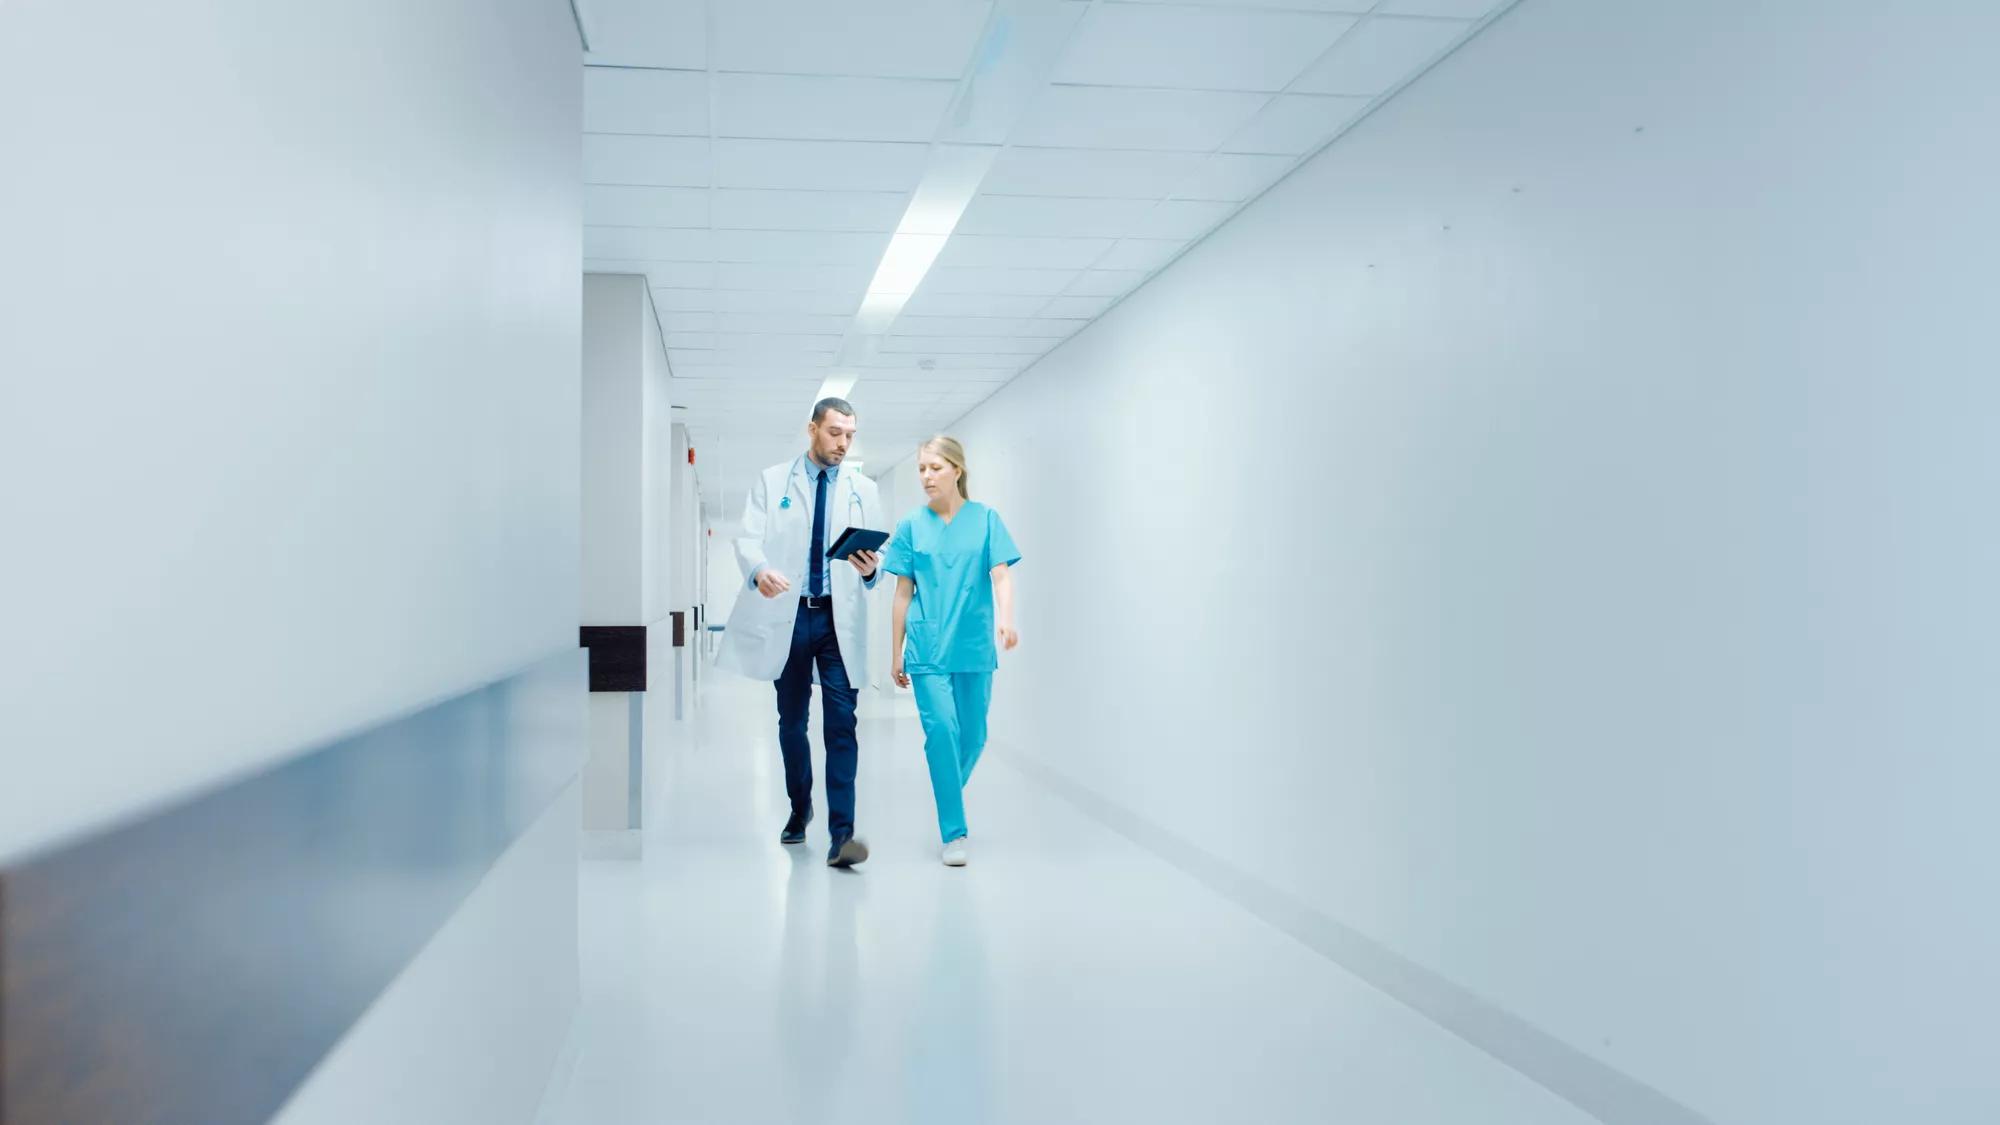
[718,398,886,868]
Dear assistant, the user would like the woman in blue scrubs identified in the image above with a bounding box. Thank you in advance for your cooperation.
[881,436,1020,867]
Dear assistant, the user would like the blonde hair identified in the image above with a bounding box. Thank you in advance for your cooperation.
[920,435,970,499]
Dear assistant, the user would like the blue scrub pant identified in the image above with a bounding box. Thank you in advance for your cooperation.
[775,602,859,842]
[911,672,992,844]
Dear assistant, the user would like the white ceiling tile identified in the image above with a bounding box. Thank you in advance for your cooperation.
[855,354,1026,373]
[716,139,932,192]
[1039,294,1116,318]
[936,376,1000,394]
[714,332,846,352]
[954,195,1153,240]
[1129,199,1237,240]
[981,147,1205,199]
[869,413,954,432]
[1292,16,1470,97]
[1088,238,1176,274]
[1221,94,1370,155]
[712,189,910,232]
[683,382,814,401]
[1092,239,1187,271]
[678,348,837,368]
[715,262,871,293]
[927,2,1087,144]
[933,234,1115,270]
[1066,270,1147,297]
[583,185,709,228]
[655,288,716,312]
[710,290,864,315]
[1055,6,1356,92]
[587,260,716,287]
[1012,86,1267,151]
[712,74,957,143]
[874,395,958,414]
[899,292,1051,318]
[1380,0,1503,17]
[892,316,1028,337]
[674,366,828,383]
[1174,153,1297,202]
[851,420,936,441]
[1111,0,1371,8]
[583,0,706,68]
[1019,317,1088,338]
[715,312,853,335]
[584,134,712,186]
[584,226,714,260]
[648,261,717,288]
[713,229,891,266]
[922,268,1080,296]
[1011,337,1070,357]
[882,336,1053,355]
[852,381,950,404]
[663,311,719,333]
[584,67,708,136]
[711,0,992,80]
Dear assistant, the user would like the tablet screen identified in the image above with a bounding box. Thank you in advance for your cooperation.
[825,526,889,560]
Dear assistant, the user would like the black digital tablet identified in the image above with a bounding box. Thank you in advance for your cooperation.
[826,526,889,560]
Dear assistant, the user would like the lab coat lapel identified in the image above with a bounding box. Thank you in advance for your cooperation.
[784,459,810,510]
[830,470,855,541]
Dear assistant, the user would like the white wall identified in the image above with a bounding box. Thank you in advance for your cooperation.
[706,523,744,636]
[582,274,646,626]
[642,286,675,624]
[0,0,582,862]
[583,273,677,629]
[274,783,582,1125]
[875,458,927,529]
[948,3,2000,1123]
[670,422,698,614]
[582,276,679,838]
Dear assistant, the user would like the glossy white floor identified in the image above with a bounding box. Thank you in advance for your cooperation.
[543,667,1593,1125]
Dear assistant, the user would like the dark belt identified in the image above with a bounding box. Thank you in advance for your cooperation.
[799,595,831,610]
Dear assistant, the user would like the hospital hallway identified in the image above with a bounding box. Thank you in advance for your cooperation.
[6,1,1998,1123]
[541,671,1596,1125]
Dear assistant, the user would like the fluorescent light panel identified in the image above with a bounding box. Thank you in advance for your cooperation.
[816,372,858,402]
[895,145,999,237]
[832,0,1085,396]
[852,292,907,335]
[864,233,949,297]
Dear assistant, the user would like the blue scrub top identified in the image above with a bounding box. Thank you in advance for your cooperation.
[881,501,1021,675]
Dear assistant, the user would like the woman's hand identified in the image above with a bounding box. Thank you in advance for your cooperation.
[892,659,910,689]
[997,624,1019,652]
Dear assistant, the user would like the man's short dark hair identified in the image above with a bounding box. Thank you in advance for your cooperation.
[812,397,856,423]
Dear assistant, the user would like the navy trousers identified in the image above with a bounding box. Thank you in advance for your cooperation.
[774,601,859,842]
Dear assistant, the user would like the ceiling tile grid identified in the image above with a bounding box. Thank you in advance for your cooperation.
[576,0,1503,516]
[898,2,1486,362]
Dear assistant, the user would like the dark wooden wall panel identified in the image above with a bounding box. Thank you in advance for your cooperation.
[0,649,585,1125]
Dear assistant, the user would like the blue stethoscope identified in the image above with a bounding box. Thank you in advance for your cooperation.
[780,454,863,526]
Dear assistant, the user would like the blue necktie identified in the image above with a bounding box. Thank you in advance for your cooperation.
[809,467,828,598]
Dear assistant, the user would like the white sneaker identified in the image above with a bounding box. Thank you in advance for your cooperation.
[941,838,969,867]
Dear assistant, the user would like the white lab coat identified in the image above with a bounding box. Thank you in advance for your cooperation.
[718,456,885,682]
